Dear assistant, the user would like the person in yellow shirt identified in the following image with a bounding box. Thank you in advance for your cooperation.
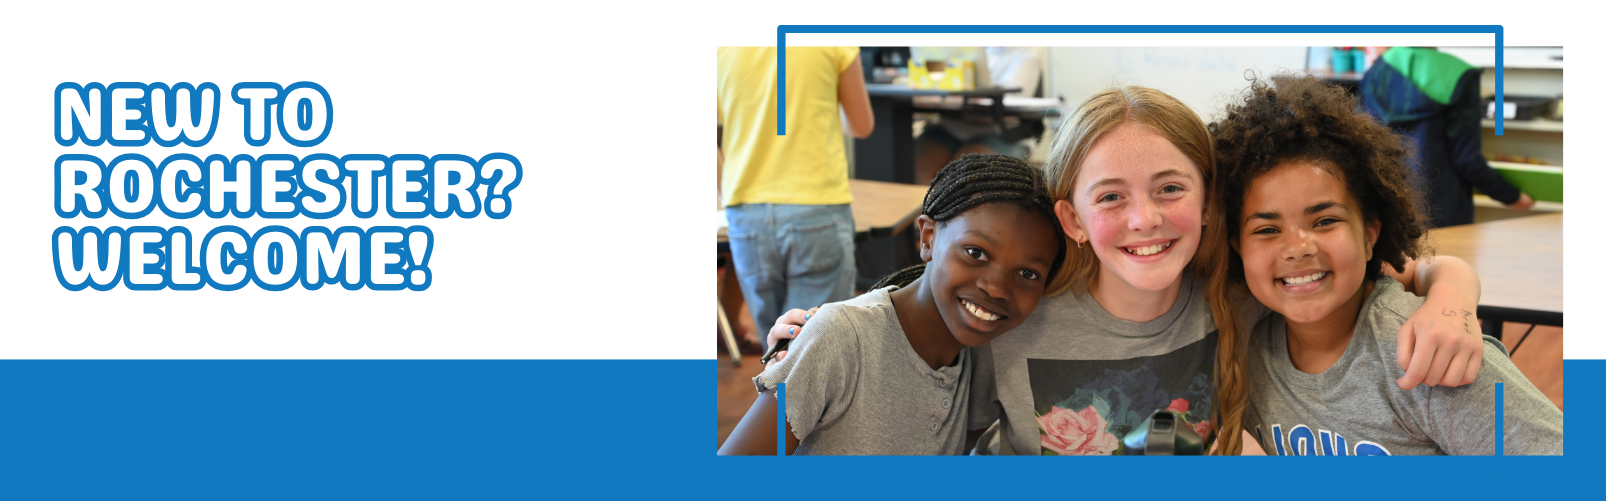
[717,46,874,349]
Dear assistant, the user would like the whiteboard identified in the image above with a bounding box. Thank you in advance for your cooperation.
[1044,47,1309,123]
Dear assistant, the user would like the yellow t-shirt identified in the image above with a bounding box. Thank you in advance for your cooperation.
[717,46,857,207]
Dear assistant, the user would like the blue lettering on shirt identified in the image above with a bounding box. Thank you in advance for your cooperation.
[1271,424,1287,455]
[1288,425,1316,456]
[1354,441,1391,456]
[1260,423,1390,456]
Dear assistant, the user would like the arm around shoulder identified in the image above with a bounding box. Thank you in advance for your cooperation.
[717,390,803,455]
[737,304,864,452]
[1388,256,1486,389]
[1387,255,1479,303]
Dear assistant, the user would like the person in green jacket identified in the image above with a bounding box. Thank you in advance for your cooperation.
[1359,47,1534,227]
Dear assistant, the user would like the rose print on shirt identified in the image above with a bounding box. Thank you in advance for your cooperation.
[1165,397,1212,442]
[1168,398,1190,413]
[1027,334,1218,455]
[1037,405,1121,455]
[1192,419,1213,441]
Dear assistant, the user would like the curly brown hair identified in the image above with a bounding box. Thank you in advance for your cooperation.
[1209,75,1426,287]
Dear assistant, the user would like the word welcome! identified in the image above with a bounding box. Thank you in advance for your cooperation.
[52,81,523,291]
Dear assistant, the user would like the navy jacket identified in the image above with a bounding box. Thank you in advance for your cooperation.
[1360,48,1522,228]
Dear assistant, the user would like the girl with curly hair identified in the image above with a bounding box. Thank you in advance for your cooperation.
[1212,76,1562,455]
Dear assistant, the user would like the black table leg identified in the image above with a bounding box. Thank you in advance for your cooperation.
[850,95,921,289]
[1476,306,1563,351]
[1482,318,1503,342]
[853,95,915,184]
[855,230,920,292]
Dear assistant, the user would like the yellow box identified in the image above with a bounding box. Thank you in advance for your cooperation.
[908,59,975,91]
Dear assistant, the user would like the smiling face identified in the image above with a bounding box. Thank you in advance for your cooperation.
[1061,123,1206,294]
[919,202,1061,347]
[1234,161,1380,325]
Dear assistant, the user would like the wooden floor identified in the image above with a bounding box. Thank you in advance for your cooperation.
[715,322,1563,451]
[1498,322,1564,410]
[716,353,765,450]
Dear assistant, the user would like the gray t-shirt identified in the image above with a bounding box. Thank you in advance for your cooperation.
[753,286,971,455]
[970,275,1240,455]
[1245,277,1563,455]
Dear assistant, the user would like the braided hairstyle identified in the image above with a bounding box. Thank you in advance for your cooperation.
[871,153,1065,290]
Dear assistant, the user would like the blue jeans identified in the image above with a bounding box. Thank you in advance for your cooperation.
[725,204,856,350]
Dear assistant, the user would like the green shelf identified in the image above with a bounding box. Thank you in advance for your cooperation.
[1489,161,1562,203]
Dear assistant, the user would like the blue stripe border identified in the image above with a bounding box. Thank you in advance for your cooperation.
[1497,382,1506,456]
[0,358,1591,498]
[777,382,787,455]
[774,25,1505,135]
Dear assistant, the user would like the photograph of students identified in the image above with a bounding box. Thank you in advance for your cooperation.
[764,84,1491,455]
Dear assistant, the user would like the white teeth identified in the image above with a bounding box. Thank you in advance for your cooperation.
[1281,272,1328,285]
[1124,241,1172,256]
[963,300,1001,321]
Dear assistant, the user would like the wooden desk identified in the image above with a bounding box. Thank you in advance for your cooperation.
[1425,213,1562,333]
[847,179,929,239]
[717,179,929,243]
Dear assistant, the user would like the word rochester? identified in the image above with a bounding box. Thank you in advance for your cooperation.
[52,82,524,291]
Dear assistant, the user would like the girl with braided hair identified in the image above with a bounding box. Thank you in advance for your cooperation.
[718,154,1064,455]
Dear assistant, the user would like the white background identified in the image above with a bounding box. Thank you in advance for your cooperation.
[0,1,1591,359]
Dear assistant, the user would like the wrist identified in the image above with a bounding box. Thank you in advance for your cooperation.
[1416,257,1481,306]
[1421,289,1477,318]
